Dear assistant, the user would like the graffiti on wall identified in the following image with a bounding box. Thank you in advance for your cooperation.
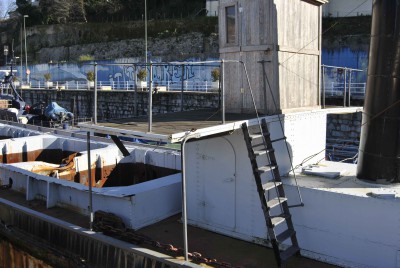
[6,58,219,86]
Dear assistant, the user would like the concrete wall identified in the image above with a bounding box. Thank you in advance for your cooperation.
[21,89,220,120]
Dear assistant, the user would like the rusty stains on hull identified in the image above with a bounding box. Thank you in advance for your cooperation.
[2,147,179,188]
[0,229,63,268]
[1,149,76,165]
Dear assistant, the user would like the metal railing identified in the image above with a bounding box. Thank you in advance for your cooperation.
[323,82,366,97]
[20,80,220,92]
[326,138,359,163]
[321,65,366,107]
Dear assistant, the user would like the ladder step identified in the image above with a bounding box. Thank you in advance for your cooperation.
[271,215,286,227]
[280,245,300,261]
[249,133,263,140]
[252,142,265,148]
[257,165,276,174]
[267,197,287,209]
[276,229,295,243]
[262,181,282,191]
[271,136,287,143]
[254,148,274,156]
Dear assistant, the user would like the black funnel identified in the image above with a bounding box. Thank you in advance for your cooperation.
[357,0,400,183]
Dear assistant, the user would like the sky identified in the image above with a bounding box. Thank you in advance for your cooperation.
[1,0,15,18]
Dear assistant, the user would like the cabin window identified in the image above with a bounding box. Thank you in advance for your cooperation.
[226,6,236,44]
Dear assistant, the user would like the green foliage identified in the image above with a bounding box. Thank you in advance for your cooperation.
[43,72,51,81]
[211,68,220,82]
[78,54,95,61]
[137,69,147,81]
[17,0,208,25]
[16,0,43,26]
[86,71,95,81]
[322,16,371,37]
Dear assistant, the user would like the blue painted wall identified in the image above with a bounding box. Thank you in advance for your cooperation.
[3,57,219,86]
[322,47,368,82]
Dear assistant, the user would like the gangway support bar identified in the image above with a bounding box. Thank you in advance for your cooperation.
[110,135,130,157]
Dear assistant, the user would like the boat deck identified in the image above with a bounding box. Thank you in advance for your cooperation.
[0,189,335,268]
[78,109,260,143]
[78,107,363,143]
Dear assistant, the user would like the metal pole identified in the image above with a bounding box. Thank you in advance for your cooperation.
[348,70,352,107]
[87,132,94,231]
[318,5,322,107]
[148,63,153,132]
[23,15,29,84]
[94,63,98,124]
[322,65,326,108]
[180,133,199,261]
[20,26,23,84]
[134,66,138,116]
[181,64,184,112]
[260,60,268,114]
[343,68,347,107]
[145,0,148,64]
[221,60,225,124]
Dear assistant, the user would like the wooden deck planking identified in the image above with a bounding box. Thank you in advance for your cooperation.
[96,109,259,136]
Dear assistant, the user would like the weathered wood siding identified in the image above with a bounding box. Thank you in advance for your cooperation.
[275,0,319,51]
[219,0,323,114]
[278,52,319,109]
[275,0,321,110]
[223,53,244,113]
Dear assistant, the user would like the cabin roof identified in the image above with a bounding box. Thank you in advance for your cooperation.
[78,109,260,143]
[78,107,362,144]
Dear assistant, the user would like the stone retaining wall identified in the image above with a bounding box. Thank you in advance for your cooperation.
[21,89,220,121]
[326,112,362,161]
[327,112,362,140]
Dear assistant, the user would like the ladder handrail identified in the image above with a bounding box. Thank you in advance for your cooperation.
[259,60,304,206]
[240,62,284,210]
[239,60,304,207]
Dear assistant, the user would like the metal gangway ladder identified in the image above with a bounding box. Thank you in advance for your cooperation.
[239,59,304,267]
[242,119,300,267]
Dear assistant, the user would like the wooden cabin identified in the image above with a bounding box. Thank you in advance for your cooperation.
[219,0,328,114]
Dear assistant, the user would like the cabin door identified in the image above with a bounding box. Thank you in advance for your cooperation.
[200,137,236,229]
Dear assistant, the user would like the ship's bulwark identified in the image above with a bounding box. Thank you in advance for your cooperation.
[357,0,400,183]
